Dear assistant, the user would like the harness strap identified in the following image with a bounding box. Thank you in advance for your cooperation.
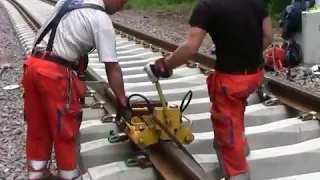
[33,0,106,53]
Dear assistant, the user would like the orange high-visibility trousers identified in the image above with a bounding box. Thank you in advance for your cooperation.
[21,54,86,179]
[206,68,264,179]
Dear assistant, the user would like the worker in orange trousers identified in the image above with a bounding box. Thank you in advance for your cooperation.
[21,0,128,179]
[143,0,274,179]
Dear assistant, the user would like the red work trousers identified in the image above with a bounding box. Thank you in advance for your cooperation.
[206,68,264,178]
[21,55,86,179]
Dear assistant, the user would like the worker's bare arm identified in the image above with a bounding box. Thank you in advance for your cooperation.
[262,16,274,50]
[92,12,127,105]
[165,1,208,69]
[165,27,206,69]
[104,62,127,105]
[257,0,274,50]
[143,1,209,82]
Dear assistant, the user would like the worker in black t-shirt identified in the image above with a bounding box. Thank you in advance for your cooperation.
[144,0,274,179]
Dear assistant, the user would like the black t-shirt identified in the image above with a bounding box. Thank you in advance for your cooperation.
[189,0,269,72]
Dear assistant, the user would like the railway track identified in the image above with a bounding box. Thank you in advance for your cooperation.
[2,0,320,179]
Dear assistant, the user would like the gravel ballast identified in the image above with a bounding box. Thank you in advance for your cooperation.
[0,3,27,180]
[265,66,320,96]
[111,10,215,55]
[111,10,320,96]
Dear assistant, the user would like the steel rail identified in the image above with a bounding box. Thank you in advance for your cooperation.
[264,74,320,119]
[7,0,209,179]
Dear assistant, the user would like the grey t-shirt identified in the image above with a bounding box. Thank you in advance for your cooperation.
[33,0,117,63]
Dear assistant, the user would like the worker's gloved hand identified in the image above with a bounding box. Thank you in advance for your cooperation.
[115,98,132,122]
[143,57,173,83]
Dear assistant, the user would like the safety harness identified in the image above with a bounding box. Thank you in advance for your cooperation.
[32,0,106,79]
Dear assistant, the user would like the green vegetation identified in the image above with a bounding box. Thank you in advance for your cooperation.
[267,0,291,28]
[125,0,292,28]
[125,0,197,13]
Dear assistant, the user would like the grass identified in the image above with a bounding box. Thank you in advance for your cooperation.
[125,0,281,28]
[271,13,280,29]
[125,0,197,13]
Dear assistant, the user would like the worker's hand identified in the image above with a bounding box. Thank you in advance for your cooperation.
[143,57,173,83]
[115,98,132,122]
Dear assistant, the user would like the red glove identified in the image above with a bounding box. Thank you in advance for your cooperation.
[144,57,173,82]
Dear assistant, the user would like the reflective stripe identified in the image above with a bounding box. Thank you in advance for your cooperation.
[27,160,48,170]
[28,171,45,179]
[59,169,80,179]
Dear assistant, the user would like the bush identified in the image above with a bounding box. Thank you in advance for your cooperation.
[124,0,292,26]
[125,0,197,12]
[125,0,292,14]
[267,0,292,14]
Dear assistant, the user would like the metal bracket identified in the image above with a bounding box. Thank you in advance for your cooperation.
[108,133,128,143]
[263,97,281,106]
[143,43,152,48]
[86,89,95,97]
[199,67,214,75]
[101,114,115,123]
[90,101,105,109]
[186,61,213,75]
[124,155,152,169]
[299,111,318,121]
[186,61,199,68]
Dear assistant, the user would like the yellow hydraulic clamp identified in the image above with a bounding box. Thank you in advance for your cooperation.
[124,99,194,148]
[112,82,195,149]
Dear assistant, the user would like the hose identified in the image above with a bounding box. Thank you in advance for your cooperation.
[127,93,153,124]
[127,94,152,113]
[179,90,193,113]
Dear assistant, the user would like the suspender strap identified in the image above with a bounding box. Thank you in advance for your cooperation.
[33,0,106,52]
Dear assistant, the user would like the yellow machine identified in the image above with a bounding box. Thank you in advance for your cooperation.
[117,80,195,149]
[122,100,194,148]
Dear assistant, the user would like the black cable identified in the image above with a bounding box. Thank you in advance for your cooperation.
[127,93,153,124]
[127,94,153,114]
[179,90,193,113]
